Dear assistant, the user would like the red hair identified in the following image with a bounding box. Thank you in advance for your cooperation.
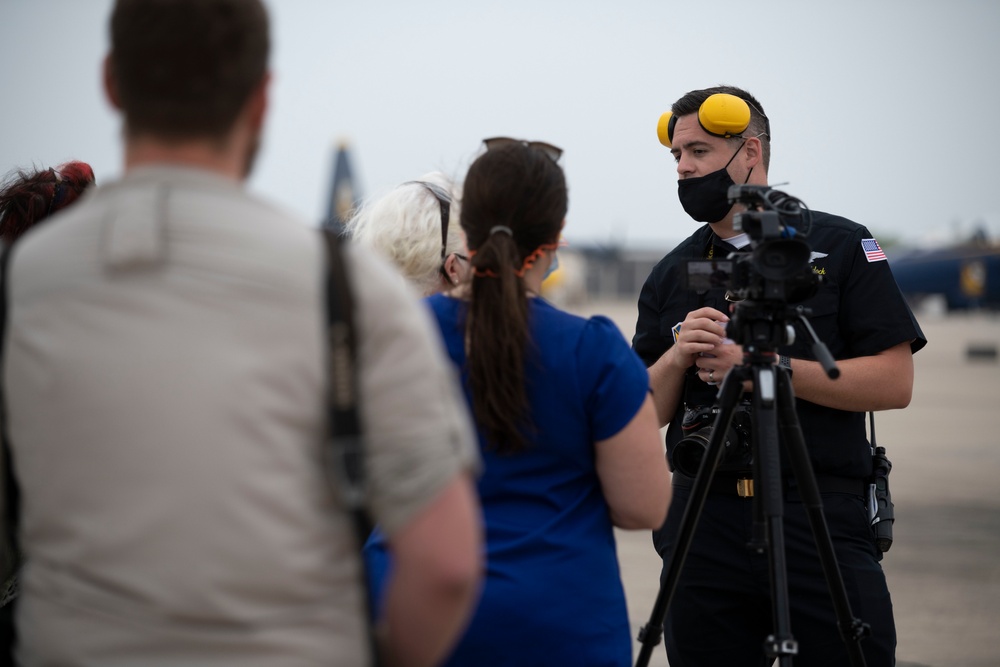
[0,161,95,244]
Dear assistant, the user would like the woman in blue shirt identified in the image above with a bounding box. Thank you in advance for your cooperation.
[366,138,670,666]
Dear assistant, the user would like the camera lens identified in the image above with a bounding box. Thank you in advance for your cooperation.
[673,431,710,478]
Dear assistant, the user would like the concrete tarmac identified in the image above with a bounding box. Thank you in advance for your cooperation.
[567,300,1000,667]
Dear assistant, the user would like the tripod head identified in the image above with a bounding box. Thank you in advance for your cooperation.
[727,301,840,378]
[682,185,819,316]
[722,185,838,377]
[726,184,818,305]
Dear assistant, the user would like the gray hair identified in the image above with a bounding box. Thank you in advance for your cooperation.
[344,172,465,296]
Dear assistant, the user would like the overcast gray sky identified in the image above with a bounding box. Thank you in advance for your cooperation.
[3,0,998,249]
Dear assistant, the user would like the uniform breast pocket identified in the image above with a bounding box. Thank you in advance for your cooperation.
[790,290,841,358]
[660,308,694,345]
[660,315,680,341]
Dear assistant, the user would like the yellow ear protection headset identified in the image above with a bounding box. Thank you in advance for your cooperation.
[657,93,768,148]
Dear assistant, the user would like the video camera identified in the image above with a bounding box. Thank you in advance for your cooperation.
[685,185,819,304]
[679,185,823,475]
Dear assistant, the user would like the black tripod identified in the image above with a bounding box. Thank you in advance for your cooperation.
[635,302,871,667]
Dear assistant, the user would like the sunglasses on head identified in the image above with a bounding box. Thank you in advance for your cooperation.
[482,137,563,163]
[405,181,468,276]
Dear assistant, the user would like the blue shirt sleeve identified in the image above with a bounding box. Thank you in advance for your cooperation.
[576,315,651,441]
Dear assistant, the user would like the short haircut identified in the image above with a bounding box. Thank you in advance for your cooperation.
[108,0,270,140]
[672,84,771,172]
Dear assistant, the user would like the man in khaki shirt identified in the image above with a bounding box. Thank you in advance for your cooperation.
[1,1,482,664]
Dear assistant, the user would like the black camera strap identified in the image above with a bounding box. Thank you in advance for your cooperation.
[0,240,19,560]
[0,241,18,561]
[320,230,382,666]
[0,242,21,654]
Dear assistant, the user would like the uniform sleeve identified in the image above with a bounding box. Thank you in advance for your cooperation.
[633,270,669,367]
[838,226,927,357]
[633,245,699,368]
[344,243,480,538]
[577,316,651,441]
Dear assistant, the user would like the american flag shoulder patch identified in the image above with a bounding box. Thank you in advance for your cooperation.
[861,238,887,262]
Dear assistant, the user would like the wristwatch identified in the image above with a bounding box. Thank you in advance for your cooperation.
[778,355,793,376]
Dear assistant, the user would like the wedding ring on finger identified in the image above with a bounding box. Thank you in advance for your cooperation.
[708,369,715,383]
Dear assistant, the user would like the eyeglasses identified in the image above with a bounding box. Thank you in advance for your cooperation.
[482,136,563,163]
[405,180,457,277]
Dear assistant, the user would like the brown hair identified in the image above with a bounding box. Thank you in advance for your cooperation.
[672,84,771,171]
[0,162,95,244]
[461,142,567,453]
[108,0,269,140]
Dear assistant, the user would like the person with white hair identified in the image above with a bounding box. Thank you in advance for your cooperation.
[345,172,470,295]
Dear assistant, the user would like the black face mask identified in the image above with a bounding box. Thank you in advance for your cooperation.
[677,141,750,224]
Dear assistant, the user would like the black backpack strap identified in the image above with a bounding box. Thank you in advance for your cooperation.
[319,230,380,666]
[0,242,20,580]
[0,243,21,658]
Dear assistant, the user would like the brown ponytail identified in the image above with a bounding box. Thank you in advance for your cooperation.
[461,141,567,453]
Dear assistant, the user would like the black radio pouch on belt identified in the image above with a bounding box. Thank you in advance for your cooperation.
[866,411,895,554]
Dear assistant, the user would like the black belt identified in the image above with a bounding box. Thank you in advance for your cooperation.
[673,473,865,499]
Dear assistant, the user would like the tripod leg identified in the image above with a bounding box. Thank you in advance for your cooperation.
[634,370,747,667]
[775,368,870,667]
[750,366,797,666]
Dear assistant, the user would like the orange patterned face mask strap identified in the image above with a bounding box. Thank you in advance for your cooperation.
[514,242,559,277]
[468,241,559,279]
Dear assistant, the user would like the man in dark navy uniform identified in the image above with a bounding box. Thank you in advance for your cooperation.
[633,84,926,666]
